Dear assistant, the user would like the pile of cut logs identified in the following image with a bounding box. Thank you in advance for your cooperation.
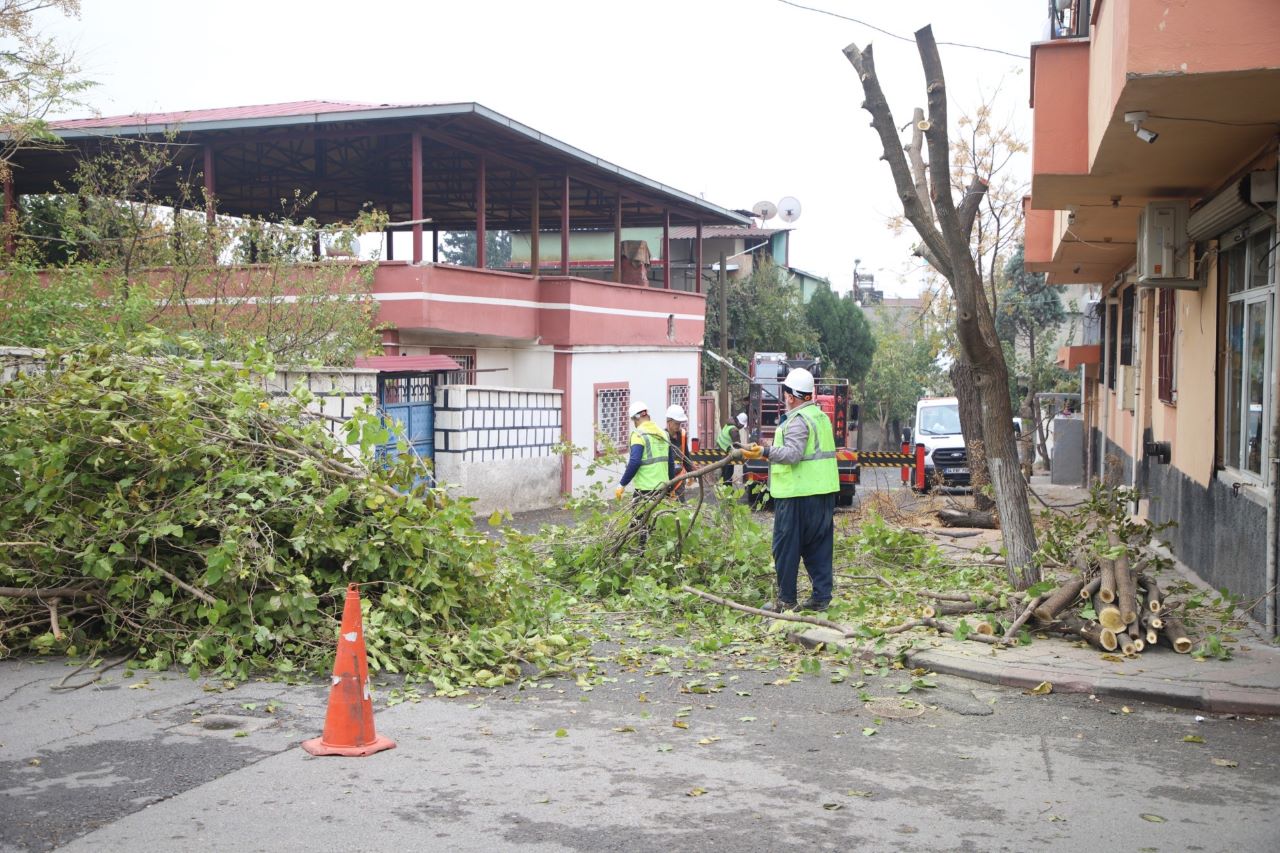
[930,530,1193,654]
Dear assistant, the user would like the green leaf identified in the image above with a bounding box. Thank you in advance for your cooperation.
[1140,813,1166,823]
[554,728,568,738]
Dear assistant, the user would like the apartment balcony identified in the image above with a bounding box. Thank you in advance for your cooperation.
[1028,0,1280,281]
[371,262,706,349]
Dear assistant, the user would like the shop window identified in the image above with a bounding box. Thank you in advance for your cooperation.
[1222,220,1276,478]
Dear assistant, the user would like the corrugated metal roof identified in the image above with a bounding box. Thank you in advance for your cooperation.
[666,225,790,240]
[50,100,391,131]
[36,100,750,228]
[354,354,462,373]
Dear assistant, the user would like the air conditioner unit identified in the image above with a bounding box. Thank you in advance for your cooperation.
[1137,201,1195,288]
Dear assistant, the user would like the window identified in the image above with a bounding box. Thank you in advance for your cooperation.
[1106,300,1118,389]
[594,384,630,457]
[1157,288,1176,404]
[430,348,477,385]
[667,380,690,414]
[1222,220,1276,478]
[1120,285,1135,366]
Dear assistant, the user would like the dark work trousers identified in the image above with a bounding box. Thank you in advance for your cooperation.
[627,488,665,548]
[720,455,734,485]
[771,492,836,604]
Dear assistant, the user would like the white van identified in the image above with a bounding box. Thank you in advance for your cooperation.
[909,396,1023,491]
[911,396,968,491]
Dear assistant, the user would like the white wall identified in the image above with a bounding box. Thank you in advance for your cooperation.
[475,345,554,389]
[432,384,563,514]
[566,346,701,493]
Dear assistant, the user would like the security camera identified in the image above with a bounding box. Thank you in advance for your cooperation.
[1135,127,1158,144]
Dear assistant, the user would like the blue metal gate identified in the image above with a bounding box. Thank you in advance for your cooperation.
[377,372,434,467]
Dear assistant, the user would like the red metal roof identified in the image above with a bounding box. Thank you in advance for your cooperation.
[50,100,394,131]
[354,354,462,373]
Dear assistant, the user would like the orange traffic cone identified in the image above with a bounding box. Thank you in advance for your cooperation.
[302,583,396,757]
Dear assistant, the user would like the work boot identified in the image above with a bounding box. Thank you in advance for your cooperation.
[761,599,797,613]
[798,598,831,612]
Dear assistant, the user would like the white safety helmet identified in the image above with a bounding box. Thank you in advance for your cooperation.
[782,367,816,397]
[736,412,747,427]
[665,404,688,423]
[629,400,649,419]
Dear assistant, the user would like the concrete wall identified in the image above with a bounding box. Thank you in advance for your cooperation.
[1140,450,1269,626]
[432,385,562,514]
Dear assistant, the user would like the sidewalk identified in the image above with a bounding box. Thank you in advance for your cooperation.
[794,476,1280,715]
[791,625,1280,714]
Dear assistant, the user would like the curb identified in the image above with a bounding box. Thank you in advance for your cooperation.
[789,627,1280,715]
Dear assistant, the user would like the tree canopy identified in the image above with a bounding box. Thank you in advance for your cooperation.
[805,283,875,384]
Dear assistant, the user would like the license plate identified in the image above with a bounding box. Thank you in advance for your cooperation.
[943,467,969,475]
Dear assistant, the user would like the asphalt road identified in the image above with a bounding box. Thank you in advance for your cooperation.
[2,649,1277,853]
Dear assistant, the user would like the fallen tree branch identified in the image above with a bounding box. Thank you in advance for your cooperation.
[906,526,982,539]
[0,585,101,600]
[138,558,217,606]
[1002,594,1045,642]
[682,585,849,634]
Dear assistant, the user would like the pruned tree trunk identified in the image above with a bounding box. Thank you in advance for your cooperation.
[844,27,1039,589]
[951,359,994,512]
[1098,557,1117,604]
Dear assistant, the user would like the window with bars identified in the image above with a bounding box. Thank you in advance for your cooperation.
[1157,288,1176,404]
[594,385,630,457]
[667,381,690,414]
[430,348,477,385]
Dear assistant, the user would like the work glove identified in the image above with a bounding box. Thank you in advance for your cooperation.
[615,486,625,500]
[740,444,765,460]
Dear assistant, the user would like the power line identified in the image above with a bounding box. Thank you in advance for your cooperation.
[773,0,1031,60]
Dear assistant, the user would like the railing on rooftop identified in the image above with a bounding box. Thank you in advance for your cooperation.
[1047,0,1091,40]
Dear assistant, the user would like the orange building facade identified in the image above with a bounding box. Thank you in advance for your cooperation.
[1027,0,1280,634]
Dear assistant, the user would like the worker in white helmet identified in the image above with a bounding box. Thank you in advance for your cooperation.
[664,404,693,499]
[741,367,839,612]
[615,401,670,501]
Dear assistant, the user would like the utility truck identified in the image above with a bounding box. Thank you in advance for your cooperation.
[742,353,859,505]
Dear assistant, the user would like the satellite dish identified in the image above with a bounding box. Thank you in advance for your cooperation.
[752,200,777,221]
[778,196,802,223]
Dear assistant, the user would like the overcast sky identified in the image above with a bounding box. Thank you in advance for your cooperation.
[40,0,1047,297]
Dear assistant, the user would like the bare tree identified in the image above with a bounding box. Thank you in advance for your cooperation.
[844,27,1040,588]
[0,1,87,180]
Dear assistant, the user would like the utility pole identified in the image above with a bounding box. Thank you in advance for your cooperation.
[718,251,728,429]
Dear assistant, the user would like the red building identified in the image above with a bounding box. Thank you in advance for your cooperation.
[8,101,748,508]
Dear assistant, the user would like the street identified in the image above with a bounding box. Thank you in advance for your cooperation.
[2,643,1277,852]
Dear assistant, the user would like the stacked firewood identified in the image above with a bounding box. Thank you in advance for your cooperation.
[1026,531,1192,654]
[927,529,1194,654]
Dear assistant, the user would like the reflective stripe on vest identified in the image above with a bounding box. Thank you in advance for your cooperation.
[631,421,670,490]
[768,402,840,498]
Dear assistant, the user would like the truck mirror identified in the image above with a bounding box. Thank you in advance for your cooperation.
[849,403,859,422]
